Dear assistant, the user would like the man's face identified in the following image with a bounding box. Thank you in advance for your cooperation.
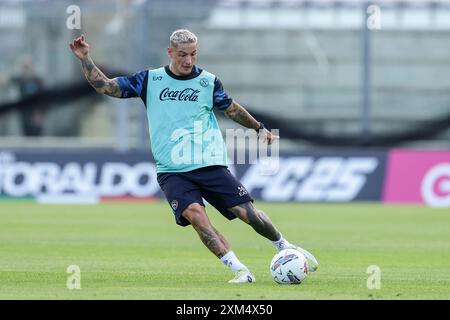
[167,42,197,76]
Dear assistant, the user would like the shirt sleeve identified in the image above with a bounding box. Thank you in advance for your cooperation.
[117,70,148,99]
[213,77,232,110]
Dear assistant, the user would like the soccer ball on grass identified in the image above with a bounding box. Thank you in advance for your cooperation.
[270,248,308,284]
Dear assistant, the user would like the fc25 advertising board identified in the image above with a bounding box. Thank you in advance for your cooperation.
[0,150,387,204]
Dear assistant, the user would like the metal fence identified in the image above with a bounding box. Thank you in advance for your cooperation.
[0,0,449,150]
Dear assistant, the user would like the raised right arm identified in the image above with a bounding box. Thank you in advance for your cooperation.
[69,35,122,98]
[80,55,121,97]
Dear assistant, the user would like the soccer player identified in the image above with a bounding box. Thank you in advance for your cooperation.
[69,29,318,283]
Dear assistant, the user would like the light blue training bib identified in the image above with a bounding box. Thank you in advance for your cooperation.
[145,67,228,173]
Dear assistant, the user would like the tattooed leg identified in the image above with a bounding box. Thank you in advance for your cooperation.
[229,202,281,241]
[182,203,229,258]
[193,225,230,258]
[212,226,230,250]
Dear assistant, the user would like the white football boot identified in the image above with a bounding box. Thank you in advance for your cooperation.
[288,246,319,273]
[228,269,256,284]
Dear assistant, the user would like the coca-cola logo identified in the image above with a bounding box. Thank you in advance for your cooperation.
[159,87,200,102]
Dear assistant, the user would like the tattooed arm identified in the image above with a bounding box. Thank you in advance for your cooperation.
[69,35,121,97]
[80,56,121,97]
[223,100,260,130]
[223,100,279,144]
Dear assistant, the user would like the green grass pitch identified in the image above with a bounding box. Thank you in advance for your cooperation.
[0,201,449,300]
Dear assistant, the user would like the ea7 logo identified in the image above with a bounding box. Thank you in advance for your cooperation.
[241,157,379,202]
[237,186,248,197]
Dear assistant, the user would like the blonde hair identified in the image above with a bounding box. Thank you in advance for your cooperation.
[170,29,197,48]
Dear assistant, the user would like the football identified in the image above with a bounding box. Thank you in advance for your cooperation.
[270,248,308,284]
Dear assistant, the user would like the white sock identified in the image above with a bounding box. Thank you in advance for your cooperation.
[220,251,248,273]
[272,235,293,252]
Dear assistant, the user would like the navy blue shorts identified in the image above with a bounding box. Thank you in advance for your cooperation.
[157,165,254,227]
